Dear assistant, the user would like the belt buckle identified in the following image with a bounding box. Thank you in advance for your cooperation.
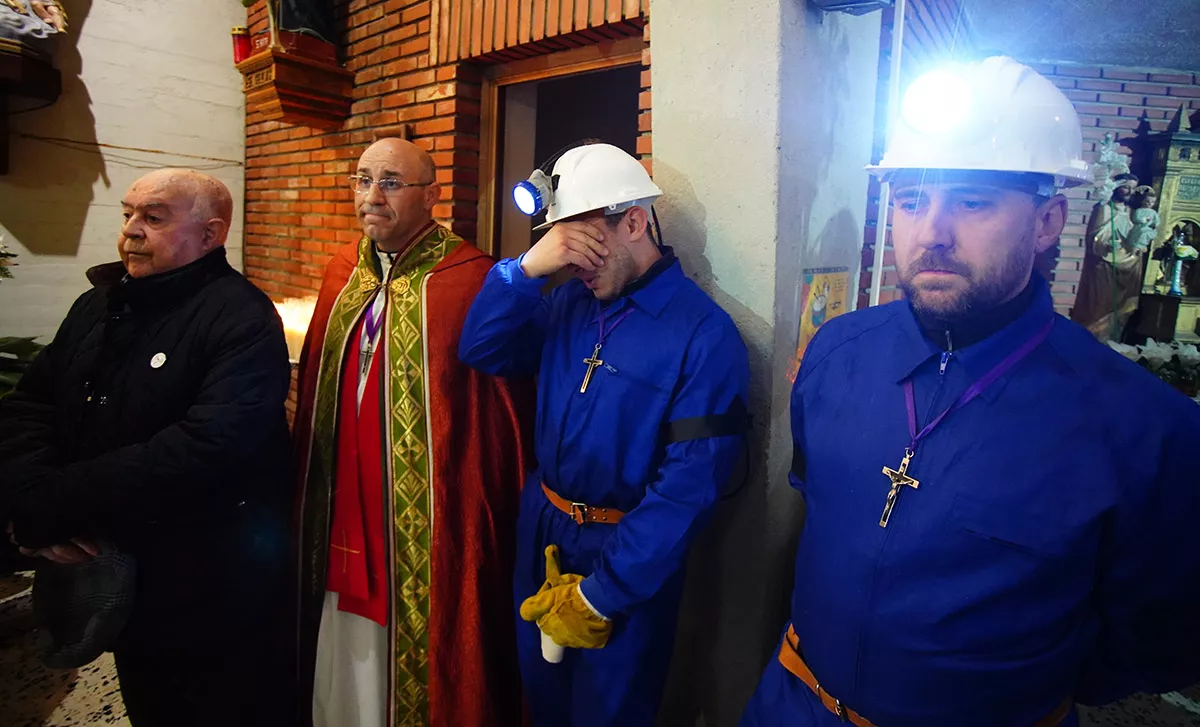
[834,698,848,722]
[817,683,848,723]
[569,502,589,525]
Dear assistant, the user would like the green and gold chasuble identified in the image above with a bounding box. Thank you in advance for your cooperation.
[307,224,462,723]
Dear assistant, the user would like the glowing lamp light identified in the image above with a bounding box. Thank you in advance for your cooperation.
[513,169,555,216]
[513,182,541,216]
[900,68,974,136]
[274,297,317,364]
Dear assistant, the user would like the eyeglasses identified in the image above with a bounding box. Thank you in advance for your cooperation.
[348,175,434,195]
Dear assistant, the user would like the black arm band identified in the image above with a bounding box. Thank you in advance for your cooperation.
[664,397,751,444]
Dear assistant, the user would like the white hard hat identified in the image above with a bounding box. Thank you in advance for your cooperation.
[867,56,1090,188]
[513,143,663,231]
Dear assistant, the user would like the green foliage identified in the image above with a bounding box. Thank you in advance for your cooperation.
[0,241,16,281]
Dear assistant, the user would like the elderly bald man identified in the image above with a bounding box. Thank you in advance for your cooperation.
[293,138,533,727]
[0,168,292,725]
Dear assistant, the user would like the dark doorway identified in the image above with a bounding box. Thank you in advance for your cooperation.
[494,64,641,261]
[533,66,641,178]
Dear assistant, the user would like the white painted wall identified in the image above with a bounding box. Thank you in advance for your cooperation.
[652,2,882,724]
[0,0,247,340]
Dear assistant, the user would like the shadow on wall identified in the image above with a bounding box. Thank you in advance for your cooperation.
[775,2,865,425]
[659,7,872,727]
[651,158,802,727]
[2,0,107,257]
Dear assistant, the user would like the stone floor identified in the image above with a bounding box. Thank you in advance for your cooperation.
[1080,690,1200,727]
[0,572,129,726]
[1,571,1198,726]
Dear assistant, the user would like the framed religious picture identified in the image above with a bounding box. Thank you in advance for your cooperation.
[786,266,850,382]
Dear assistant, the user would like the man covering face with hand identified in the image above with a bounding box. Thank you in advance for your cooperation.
[460,142,751,727]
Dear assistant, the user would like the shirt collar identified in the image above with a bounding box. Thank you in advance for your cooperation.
[590,247,685,321]
[888,274,1056,398]
[914,275,1040,350]
[92,248,230,310]
[360,220,439,279]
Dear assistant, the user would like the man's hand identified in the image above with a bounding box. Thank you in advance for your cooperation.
[22,540,98,565]
[9,522,100,565]
[520,546,612,650]
[519,221,608,279]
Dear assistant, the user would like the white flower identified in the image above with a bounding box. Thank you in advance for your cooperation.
[1107,341,1141,362]
[1176,342,1200,367]
[1176,245,1199,260]
[1140,339,1176,368]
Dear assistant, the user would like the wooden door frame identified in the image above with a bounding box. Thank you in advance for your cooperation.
[477,36,646,257]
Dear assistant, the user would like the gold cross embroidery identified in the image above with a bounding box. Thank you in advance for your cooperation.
[331,532,362,574]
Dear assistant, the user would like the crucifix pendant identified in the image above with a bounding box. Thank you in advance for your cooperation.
[360,348,374,377]
[580,343,604,393]
[879,448,920,528]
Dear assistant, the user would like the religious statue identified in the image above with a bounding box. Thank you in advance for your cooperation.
[241,0,334,46]
[1127,186,1160,253]
[0,0,67,55]
[1071,171,1143,340]
[1155,224,1200,296]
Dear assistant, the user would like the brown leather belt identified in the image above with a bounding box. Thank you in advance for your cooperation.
[541,483,625,525]
[777,624,1073,727]
[778,625,875,726]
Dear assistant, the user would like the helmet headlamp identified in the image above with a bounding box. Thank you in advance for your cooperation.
[513,169,556,216]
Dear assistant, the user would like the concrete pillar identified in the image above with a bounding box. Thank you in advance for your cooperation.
[650,2,882,723]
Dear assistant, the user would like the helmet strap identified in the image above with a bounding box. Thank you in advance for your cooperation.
[651,206,666,251]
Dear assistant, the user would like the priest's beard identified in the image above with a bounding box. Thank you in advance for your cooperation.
[900,230,1036,322]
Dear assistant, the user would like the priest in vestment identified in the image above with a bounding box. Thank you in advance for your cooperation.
[293,138,533,727]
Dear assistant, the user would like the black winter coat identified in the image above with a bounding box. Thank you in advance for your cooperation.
[0,248,292,642]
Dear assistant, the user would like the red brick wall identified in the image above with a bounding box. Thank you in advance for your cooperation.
[242,0,474,299]
[858,57,1200,314]
[242,1,649,300]
[638,21,652,174]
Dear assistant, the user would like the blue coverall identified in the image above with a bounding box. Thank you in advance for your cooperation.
[460,250,751,726]
[743,276,1200,726]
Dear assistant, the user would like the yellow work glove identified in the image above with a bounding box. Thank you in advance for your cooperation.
[519,545,612,650]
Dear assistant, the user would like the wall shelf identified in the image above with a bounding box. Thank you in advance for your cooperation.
[236,36,352,129]
[0,40,61,174]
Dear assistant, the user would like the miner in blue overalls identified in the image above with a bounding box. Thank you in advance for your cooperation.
[459,142,751,726]
[742,57,1200,727]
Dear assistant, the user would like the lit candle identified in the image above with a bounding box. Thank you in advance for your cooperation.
[232,26,251,64]
[274,297,317,364]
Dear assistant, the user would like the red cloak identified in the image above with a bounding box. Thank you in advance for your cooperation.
[292,228,533,726]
